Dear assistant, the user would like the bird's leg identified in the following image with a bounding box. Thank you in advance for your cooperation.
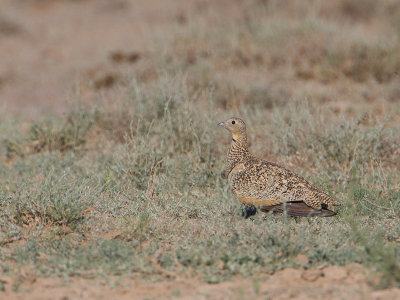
[241,205,257,218]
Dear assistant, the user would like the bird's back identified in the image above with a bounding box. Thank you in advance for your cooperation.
[228,156,339,209]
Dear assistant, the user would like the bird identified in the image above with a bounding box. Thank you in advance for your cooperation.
[218,117,341,217]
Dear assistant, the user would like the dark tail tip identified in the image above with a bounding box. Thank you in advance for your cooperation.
[261,202,337,217]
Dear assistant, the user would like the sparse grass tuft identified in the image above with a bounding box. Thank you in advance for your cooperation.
[2,105,96,158]
[0,154,98,228]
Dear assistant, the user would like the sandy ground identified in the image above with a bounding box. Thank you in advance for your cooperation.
[2,264,399,300]
[0,0,196,116]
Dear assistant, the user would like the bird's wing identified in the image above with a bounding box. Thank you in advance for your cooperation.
[229,159,282,206]
[229,158,339,209]
[261,202,337,217]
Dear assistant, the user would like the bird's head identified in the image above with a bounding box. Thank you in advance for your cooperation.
[218,117,247,141]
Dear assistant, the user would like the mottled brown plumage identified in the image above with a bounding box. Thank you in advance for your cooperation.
[218,117,341,217]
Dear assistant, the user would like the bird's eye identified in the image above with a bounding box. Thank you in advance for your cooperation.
[232,120,235,124]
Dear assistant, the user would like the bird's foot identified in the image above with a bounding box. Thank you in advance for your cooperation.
[241,205,257,218]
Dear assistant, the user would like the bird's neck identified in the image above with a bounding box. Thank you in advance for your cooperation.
[226,134,249,176]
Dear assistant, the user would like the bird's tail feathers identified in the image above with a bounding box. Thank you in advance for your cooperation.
[261,201,337,217]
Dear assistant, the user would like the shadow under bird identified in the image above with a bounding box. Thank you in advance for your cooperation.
[218,117,341,217]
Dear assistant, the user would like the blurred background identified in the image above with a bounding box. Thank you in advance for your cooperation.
[0,0,399,116]
[0,0,192,115]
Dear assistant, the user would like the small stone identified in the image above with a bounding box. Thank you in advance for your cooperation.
[301,268,324,282]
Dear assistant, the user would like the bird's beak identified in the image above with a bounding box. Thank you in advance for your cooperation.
[218,122,225,127]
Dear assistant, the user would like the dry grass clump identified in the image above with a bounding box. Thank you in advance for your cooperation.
[2,105,96,158]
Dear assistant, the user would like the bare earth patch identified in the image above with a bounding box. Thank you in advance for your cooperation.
[2,265,399,300]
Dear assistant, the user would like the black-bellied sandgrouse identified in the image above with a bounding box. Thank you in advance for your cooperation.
[218,117,341,217]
